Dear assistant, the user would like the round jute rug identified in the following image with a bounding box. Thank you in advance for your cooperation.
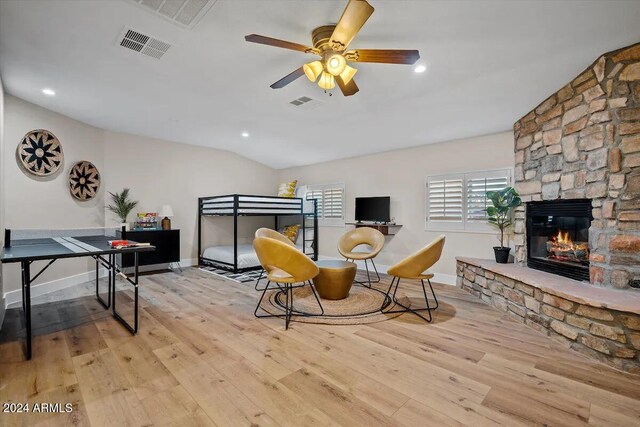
[259,283,412,325]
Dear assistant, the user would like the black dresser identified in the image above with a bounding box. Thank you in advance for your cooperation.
[118,229,180,269]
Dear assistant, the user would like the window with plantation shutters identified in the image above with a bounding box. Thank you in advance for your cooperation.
[466,170,511,225]
[426,169,512,231]
[305,183,345,226]
[427,176,464,223]
[305,189,324,218]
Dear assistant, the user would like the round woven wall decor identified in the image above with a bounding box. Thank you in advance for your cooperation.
[68,161,100,201]
[17,129,64,176]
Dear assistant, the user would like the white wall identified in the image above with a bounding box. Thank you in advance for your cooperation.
[278,132,514,283]
[2,95,106,295]
[2,92,514,301]
[103,132,278,262]
[2,96,279,301]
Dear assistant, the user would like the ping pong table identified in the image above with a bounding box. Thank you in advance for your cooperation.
[0,228,155,360]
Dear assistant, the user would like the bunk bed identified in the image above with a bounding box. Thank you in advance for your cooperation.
[198,194,318,273]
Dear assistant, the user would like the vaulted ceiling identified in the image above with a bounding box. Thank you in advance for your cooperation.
[1,0,639,168]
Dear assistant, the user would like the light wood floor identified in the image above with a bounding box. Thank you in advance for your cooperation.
[1,268,640,426]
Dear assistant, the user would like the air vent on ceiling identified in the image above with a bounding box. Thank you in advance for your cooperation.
[129,0,215,29]
[290,96,313,106]
[118,28,171,59]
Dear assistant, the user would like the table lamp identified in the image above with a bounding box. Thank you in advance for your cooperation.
[159,205,174,230]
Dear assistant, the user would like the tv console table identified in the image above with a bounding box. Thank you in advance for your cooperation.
[346,223,402,236]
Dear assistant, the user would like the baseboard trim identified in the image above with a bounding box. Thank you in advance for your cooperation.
[180,258,197,268]
[317,255,457,286]
[128,258,197,273]
[4,269,108,308]
[3,258,197,309]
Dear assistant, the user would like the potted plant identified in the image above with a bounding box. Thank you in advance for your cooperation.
[486,186,522,263]
[107,188,138,230]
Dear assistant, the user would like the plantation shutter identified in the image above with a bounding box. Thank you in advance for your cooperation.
[427,175,464,223]
[306,183,345,225]
[426,169,513,231]
[305,189,324,218]
[323,187,344,219]
[466,172,510,223]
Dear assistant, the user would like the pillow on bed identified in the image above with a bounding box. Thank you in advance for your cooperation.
[278,180,297,198]
[280,224,300,243]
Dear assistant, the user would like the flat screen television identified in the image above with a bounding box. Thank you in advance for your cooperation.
[355,196,390,223]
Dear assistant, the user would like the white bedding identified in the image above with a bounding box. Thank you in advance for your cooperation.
[200,195,303,216]
[202,244,260,269]
[202,243,309,269]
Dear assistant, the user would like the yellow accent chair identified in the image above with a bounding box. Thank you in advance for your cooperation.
[337,227,385,287]
[253,236,323,329]
[383,235,445,322]
[254,228,295,291]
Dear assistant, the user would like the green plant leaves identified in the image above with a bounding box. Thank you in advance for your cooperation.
[106,188,138,223]
[485,186,521,248]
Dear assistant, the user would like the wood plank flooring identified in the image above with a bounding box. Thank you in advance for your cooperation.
[1,268,640,426]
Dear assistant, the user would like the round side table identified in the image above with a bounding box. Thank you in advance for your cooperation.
[313,260,357,300]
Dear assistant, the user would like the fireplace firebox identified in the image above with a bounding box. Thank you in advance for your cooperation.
[526,200,592,281]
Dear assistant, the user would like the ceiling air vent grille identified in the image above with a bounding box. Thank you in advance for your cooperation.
[290,96,313,106]
[118,28,171,59]
[129,0,215,29]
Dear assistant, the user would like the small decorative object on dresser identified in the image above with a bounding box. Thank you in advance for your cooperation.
[486,187,522,263]
[17,129,64,176]
[159,205,174,230]
[135,212,158,230]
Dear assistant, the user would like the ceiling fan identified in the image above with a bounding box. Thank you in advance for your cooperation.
[245,0,420,97]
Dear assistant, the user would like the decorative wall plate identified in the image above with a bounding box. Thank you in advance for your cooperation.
[69,161,101,201]
[17,129,64,176]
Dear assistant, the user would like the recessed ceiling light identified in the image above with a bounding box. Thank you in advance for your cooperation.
[42,88,56,96]
[414,65,427,74]
[241,132,250,138]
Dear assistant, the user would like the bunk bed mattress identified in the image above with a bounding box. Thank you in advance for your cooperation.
[202,244,260,269]
[202,243,309,269]
[200,195,303,215]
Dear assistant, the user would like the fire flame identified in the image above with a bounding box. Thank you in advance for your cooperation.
[555,230,572,244]
[547,229,589,263]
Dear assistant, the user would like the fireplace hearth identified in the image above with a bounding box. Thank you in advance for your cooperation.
[526,200,592,281]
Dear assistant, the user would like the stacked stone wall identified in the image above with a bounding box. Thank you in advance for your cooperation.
[457,260,640,373]
[513,43,640,289]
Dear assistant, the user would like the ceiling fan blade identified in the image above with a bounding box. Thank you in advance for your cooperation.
[347,49,420,64]
[245,34,316,54]
[329,0,375,51]
[270,67,305,89]
[336,76,359,96]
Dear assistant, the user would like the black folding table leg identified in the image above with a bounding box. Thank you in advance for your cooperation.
[95,255,111,309]
[22,261,32,360]
[112,252,139,334]
[21,266,26,313]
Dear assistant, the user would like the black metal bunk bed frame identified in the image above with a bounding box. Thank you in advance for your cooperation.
[198,194,318,273]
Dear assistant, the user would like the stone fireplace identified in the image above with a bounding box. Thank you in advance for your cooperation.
[513,42,640,290]
[526,199,592,281]
[456,43,640,372]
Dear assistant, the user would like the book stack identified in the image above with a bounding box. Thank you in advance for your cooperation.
[135,212,158,230]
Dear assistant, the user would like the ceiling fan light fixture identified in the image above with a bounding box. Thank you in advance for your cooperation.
[318,71,336,90]
[339,65,358,85]
[303,61,323,82]
[326,54,347,76]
